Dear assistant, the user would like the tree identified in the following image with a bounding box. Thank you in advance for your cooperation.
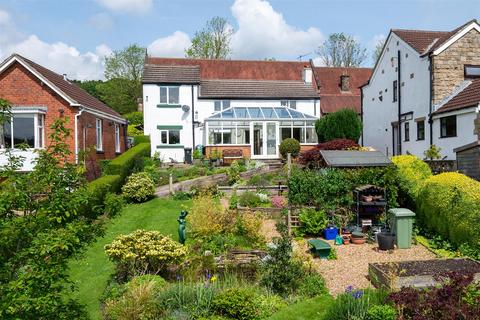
[103,44,146,114]
[373,37,386,64]
[185,16,233,59]
[72,80,105,102]
[317,33,367,67]
[315,108,362,143]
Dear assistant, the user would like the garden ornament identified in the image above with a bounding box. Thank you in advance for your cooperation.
[177,210,188,245]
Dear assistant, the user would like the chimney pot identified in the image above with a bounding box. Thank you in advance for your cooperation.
[341,74,350,92]
[63,74,68,81]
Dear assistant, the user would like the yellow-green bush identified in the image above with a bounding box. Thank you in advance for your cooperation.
[417,172,480,247]
[392,155,431,200]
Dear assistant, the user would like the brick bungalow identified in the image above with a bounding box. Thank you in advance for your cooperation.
[0,54,127,178]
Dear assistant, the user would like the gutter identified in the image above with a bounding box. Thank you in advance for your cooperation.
[428,55,434,146]
[191,85,195,149]
[360,87,364,146]
[74,107,85,164]
[397,50,402,155]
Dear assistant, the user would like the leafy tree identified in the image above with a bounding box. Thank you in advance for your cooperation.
[315,108,362,143]
[317,33,367,67]
[0,99,11,148]
[372,37,386,64]
[103,44,146,114]
[72,79,105,102]
[185,16,233,59]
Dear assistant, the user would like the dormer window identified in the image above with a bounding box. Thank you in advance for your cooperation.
[464,65,480,78]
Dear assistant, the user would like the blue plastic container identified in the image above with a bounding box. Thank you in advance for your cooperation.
[324,227,339,240]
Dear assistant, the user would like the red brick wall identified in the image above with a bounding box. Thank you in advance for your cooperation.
[0,61,126,178]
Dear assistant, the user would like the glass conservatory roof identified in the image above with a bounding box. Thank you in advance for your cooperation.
[206,106,317,121]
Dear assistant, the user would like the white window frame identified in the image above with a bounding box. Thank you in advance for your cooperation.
[0,112,45,150]
[214,100,230,112]
[96,118,103,151]
[159,129,181,145]
[114,123,120,153]
[159,86,180,105]
[280,100,297,109]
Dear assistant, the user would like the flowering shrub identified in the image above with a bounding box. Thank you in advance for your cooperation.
[105,229,187,278]
[299,139,359,168]
[271,195,286,208]
[417,172,480,248]
[188,194,231,237]
[392,155,431,200]
[121,172,155,203]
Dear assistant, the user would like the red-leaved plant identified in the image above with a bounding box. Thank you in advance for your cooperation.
[388,271,480,320]
[299,139,359,168]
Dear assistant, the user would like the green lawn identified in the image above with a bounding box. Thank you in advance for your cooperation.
[268,295,334,320]
[68,198,191,320]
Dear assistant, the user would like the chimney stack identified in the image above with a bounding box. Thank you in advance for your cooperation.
[63,74,68,81]
[341,74,350,92]
[303,67,312,84]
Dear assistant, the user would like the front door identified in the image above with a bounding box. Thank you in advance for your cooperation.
[251,122,278,158]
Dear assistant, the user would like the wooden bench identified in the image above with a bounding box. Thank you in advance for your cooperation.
[222,149,243,165]
[307,239,331,259]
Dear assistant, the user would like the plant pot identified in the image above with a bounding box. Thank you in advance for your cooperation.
[342,235,350,245]
[351,237,366,245]
[377,232,395,250]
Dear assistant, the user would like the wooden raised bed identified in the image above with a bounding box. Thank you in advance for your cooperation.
[369,259,480,290]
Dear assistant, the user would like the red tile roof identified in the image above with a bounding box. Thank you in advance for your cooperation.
[145,57,311,81]
[1,54,124,120]
[313,67,372,114]
[434,78,480,114]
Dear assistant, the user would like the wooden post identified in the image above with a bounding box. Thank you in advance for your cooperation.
[169,173,174,195]
[287,153,292,178]
[287,208,292,235]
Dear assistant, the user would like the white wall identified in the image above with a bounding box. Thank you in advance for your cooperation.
[362,33,430,157]
[143,82,318,161]
[432,108,477,159]
[0,149,38,171]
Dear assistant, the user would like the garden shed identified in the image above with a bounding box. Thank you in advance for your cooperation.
[454,141,480,181]
[319,150,391,168]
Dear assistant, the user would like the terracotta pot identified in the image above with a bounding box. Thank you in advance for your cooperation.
[342,236,350,245]
[351,237,366,245]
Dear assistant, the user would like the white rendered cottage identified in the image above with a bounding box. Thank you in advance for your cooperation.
[362,19,480,160]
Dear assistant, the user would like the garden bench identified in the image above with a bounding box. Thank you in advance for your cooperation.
[222,149,243,165]
[307,239,331,259]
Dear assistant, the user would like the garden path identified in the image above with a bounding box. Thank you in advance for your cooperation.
[297,240,436,295]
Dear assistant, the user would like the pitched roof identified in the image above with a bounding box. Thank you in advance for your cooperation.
[392,19,478,55]
[434,78,480,114]
[0,54,124,120]
[144,57,311,82]
[142,64,200,84]
[199,79,318,99]
[313,67,372,114]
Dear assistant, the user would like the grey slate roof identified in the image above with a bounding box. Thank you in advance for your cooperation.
[320,150,392,167]
[142,64,200,84]
[199,79,318,99]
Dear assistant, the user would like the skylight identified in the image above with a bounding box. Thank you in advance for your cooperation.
[206,106,316,120]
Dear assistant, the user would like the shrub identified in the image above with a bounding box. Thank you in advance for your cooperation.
[366,305,396,320]
[324,288,388,320]
[80,174,122,217]
[227,160,241,185]
[298,273,327,298]
[315,108,362,143]
[235,210,264,246]
[122,172,156,203]
[238,191,262,207]
[133,135,150,145]
[299,139,359,168]
[417,172,480,248]
[297,208,328,237]
[188,194,232,237]
[193,149,203,160]
[424,144,442,160]
[261,222,303,296]
[103,192,125,218]
[104,229,187,279]
[229,190,238,209]
[271,195,286,208]
[212,287,260,320]
[104,143,150,180]
[392,155,431,201]
[279,138,301,158]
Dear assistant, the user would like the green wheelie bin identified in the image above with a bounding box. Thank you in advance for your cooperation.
[388,208,415,249]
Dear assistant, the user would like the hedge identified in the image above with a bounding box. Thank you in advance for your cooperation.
[104,143,150,180]
[133,135,150,145]
[417,172,480,248]
[391,155,432,200]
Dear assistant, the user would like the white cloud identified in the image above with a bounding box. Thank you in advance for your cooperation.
[89,13,114,31]
[230,0,324,59]
[147,31,191,57]
[0,9,111,80]
[95,0,152,14]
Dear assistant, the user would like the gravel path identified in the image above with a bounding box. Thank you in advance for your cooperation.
[296,239,436,296]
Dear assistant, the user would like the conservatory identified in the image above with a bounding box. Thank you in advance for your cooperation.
[204,106,318,159]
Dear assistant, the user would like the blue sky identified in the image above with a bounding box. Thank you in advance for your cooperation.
[0,0,478,79]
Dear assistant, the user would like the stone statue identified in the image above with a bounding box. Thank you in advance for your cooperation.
[177,210,188,245]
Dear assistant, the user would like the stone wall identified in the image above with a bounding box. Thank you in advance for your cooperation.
[432,29,480,105]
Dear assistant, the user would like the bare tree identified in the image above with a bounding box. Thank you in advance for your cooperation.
[186,16,233,59]
[373,38,386,64]
[317,33,367,67]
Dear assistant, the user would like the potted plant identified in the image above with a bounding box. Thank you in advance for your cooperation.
[350,231,366,244]
[342,235,351,245]
[192,149,203,165]
[209,149,221,167]
[334,207,353,235]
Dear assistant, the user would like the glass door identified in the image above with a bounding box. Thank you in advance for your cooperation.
[251,122,278,158]
[266,122,278,157]
[252,122,263,157]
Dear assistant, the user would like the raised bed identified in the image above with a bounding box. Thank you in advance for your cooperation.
[369,258,480,290]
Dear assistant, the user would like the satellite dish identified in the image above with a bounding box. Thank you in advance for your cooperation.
[182,105,190,112]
